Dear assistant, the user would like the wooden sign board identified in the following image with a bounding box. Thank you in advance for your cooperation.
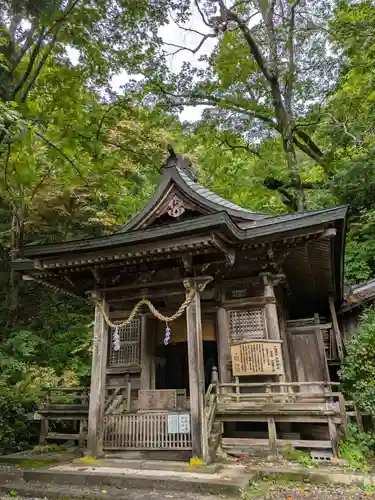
[230,341,284,376]
[138,389,177,411]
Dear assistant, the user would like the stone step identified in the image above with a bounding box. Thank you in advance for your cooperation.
[17,463,249,497]
[75,458,221,474]
[0,480,234,500]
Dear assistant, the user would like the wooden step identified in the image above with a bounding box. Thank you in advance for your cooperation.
[222,437,331,450]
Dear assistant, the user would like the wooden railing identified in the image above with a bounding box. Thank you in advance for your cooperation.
[205,382,217,438]
[103,413,192,450]
[105,384,131,414]
[39,387,89,408]
[37,387,89,446]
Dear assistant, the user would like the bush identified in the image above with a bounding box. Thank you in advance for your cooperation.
[339,425,375,472]
[0,386,37,455]
[340,308,375,415]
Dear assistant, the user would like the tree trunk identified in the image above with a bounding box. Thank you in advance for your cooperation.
[283,132,305,212]
[8,202,25,311]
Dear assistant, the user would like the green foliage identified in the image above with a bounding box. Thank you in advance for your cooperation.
[281,447,314,468]
[0,385,36,455]
[32,443,64,455]
[339,425,375,472]
[340,309,375,415]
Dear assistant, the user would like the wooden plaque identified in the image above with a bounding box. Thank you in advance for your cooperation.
[230,341,284,376]
[138,389,177,411]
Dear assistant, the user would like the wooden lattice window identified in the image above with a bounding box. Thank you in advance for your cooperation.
[109,318,141,367]
[229,309,266,344]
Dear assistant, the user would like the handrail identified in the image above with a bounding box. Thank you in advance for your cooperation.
[204,383,216,406]
[219,381,339,388]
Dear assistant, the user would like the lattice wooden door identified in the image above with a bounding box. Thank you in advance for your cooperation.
[109,318,141,368]
[229,309,267,344]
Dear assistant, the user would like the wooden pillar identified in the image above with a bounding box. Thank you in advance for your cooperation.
[278,305,293,383]
[216,307,231,385]
[261,273,281,341]
[261,273,286,383]
[314,313,330,382]
[328,416,339,457]
[185,278,210,463]
[39,418,48,445]
[268,417,278,457]
[328,296,344,363]
[140,314,152,390]
[87,296,109,457]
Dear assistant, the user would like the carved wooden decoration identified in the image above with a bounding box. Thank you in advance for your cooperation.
[138,389,177,411]
[167,195,185,218]
[230,340,284,376]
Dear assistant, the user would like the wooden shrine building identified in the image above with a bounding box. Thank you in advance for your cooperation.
[13,152,349,461]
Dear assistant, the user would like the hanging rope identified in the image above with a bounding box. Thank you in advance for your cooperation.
[94,282,197,350]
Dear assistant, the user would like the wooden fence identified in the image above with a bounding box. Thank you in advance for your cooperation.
[103,412,192,450]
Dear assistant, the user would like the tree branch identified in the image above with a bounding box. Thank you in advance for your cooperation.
[164,33,217,55]
[34,131,89,185]
[13,23,37,71]
[29,164,56,204]
[12,28,47,98]
[194,0,212,28]
[285,0,300,113]
[20,32,58,103]
[220,137,261,157]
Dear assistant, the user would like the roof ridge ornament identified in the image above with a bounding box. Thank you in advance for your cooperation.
[167,194,185,218]
[164,145,197,182]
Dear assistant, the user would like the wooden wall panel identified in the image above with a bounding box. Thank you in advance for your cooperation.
[289,331,329,391]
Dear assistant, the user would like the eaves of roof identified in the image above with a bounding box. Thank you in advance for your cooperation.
[19,206,347,260]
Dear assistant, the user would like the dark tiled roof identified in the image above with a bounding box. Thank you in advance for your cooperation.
[177,166,267,218]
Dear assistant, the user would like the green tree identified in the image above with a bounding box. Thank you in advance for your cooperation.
[147,0,343,210]
[340,308,375,415]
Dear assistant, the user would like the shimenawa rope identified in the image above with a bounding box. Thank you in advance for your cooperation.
[95,282,196,349]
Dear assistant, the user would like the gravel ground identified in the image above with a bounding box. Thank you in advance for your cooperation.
[1,484,375,500]
[246,481,375,499]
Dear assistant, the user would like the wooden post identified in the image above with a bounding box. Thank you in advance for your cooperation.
[216,307,231,387]
[268,417,278,457]
[338,393,349,439]
[86,296,109,457]
[140,314,151,390]
[78,419,86,448]
[328,416,339,457]
[328,296,344,363]
[278,306,293,383]
[261,273,286,384]
[354,404,364,433]
[185,278,210,463]
[261,273,281,341]
[39,418,48,445]
[314,313,331,382]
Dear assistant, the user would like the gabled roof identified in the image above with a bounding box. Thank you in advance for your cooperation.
[117,154,268,233]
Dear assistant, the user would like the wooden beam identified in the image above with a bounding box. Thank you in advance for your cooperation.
[185,279,209,463]
[87,297,109,457]
[328,296,344,363]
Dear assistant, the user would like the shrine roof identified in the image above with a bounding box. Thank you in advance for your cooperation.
[17,205,347,258]
[117,154,267,233]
